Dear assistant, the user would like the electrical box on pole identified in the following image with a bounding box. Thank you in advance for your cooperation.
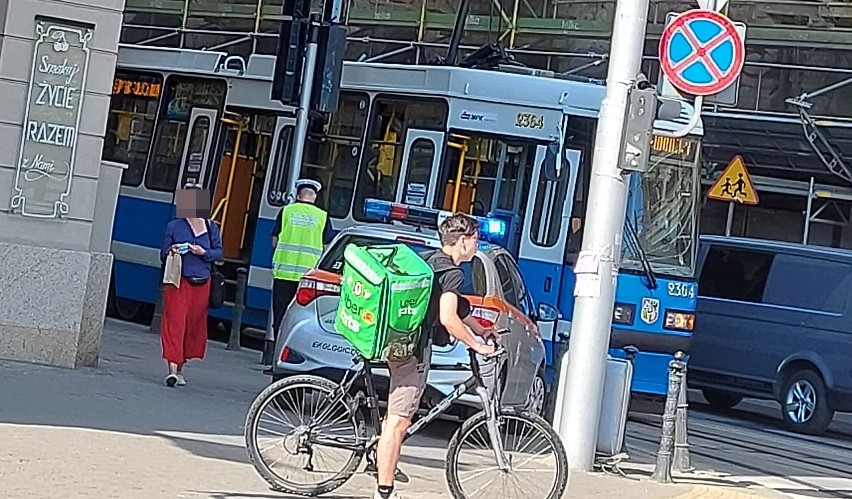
[620,86,657,173]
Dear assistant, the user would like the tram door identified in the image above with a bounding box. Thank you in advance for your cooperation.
[394,129,444,207]
[176,108,218,189]
[517,142,578,344]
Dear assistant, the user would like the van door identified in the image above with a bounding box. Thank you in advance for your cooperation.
[176,108,218,189]
[395,129,444,207]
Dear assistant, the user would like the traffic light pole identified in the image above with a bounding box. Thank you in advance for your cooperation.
[554,0,651,472]
[285,22,319,203]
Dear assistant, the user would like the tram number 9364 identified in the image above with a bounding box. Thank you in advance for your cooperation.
[667,282,696,299]
[515,113,545,129]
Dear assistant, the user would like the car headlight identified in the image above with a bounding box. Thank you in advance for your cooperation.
[664,310,695,332]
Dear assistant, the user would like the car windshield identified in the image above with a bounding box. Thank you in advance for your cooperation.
[320,234,485,296]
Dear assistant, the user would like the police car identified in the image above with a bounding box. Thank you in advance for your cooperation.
[271,200,551,416]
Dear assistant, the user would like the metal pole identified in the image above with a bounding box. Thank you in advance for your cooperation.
[284,22,319,204]
[554,0,650,472]
[446,0,471,65]
[724,202,734,236]
[803,176,814,244]
[262,291,275,366]
[652,353,686,483]
[228,268,248,351]
[672,352,694,473]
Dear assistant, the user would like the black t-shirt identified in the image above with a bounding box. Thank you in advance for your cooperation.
[419,250,471,350]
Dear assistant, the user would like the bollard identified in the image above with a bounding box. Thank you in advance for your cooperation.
[149,282,165,336]
[651,351,686,483]
[261,293,275,366]
[228,268,248,351]
[672,353,694,473]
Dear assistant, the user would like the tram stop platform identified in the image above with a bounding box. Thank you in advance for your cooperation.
[0,319,787,498]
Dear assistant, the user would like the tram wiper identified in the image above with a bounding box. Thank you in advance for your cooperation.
[624,217,658,290]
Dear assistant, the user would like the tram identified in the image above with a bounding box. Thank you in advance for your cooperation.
[105,44,703,395]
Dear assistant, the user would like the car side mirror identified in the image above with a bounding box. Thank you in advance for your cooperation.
[537,303,560,322]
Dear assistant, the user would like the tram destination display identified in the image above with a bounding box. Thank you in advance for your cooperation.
[10,17,93,219]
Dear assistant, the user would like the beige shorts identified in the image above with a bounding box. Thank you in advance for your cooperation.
[387,346,431,419]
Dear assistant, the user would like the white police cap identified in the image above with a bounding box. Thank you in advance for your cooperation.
[295,178,322,192]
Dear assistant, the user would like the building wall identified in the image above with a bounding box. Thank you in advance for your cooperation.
[0,0,126,368]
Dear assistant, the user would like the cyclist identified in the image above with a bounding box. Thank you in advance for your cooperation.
[375,213,498,499]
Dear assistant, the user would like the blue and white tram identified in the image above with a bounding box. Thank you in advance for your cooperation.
[105,44,703,395]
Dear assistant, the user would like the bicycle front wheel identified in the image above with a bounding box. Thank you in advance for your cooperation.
[245,375,365,496]
[445,407,569,499]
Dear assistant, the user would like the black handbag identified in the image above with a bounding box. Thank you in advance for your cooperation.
[205,220,225,309]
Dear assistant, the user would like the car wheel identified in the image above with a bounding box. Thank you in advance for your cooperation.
[780,369,834,435]
[525,370,547,417]
[702,389,743,410]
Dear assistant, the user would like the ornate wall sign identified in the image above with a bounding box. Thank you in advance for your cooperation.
[10,18,93,218]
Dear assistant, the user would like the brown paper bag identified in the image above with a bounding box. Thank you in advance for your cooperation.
[163,253,182,288]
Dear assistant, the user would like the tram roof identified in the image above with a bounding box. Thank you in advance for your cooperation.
[116,44,703,136]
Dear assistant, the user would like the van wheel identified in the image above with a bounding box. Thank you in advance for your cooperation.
[525,370,547,417]
[780,369,833,435]
[702,389,743,410]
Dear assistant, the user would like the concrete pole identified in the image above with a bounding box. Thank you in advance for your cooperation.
[284,22,319,204]
[554,0,651,472]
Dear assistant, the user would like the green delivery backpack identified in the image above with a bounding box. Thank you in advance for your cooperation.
[334,243,434,362]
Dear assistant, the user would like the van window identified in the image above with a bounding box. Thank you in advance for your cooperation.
[699,246,774,303]
[763,254,852,313]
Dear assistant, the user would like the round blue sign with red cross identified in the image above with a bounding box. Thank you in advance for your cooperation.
[659,9,745,96]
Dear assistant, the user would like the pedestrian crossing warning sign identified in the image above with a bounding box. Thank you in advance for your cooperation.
[707,155,759,205]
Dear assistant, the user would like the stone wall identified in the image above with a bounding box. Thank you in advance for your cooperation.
[0,0,126,368]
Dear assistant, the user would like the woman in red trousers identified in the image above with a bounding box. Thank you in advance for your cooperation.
[159,191,223,387]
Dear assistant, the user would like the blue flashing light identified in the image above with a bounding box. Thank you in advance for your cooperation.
[363,199,392,219]
[478,218,507,242]
[363,198,508,246]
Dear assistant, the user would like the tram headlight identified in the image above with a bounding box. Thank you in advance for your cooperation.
[664,310,695,332]
[612,303,635,325]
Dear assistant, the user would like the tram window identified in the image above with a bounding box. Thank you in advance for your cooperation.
[299,92,369,216]
[529,148,572,247]
[402,139,435,206]
[145,77,225,192]
[268,127,294,206]
[699,247,774,303]
[353,97,448,220]
[563,117,596,264]
[103,72,163,187]
[179,117,211,187]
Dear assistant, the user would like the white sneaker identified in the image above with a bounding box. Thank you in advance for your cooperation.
[175,374,187,386]
[165,374,178,387]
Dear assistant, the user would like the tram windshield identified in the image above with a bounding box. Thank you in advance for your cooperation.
[623,134,701,279]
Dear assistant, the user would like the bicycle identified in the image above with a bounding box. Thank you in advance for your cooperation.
[244,338,569,499]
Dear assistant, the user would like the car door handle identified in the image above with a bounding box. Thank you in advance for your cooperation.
[544,277,552,293]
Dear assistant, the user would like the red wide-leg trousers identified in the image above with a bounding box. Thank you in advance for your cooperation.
[161,278,209,365]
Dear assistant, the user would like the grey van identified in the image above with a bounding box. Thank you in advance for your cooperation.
[690,235,852,435]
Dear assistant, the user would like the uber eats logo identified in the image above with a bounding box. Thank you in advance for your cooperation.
[398,297,419,317]
[343,293,374,328]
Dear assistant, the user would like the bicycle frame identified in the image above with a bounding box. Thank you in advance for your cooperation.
[306,347,507,458]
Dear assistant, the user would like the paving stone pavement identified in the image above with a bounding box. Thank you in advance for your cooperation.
[0,319,777,498]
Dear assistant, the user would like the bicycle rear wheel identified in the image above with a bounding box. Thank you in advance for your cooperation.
[245,375,365,496]
[445,407,569,499]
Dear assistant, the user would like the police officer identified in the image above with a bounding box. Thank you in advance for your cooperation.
[266,179,334,368]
